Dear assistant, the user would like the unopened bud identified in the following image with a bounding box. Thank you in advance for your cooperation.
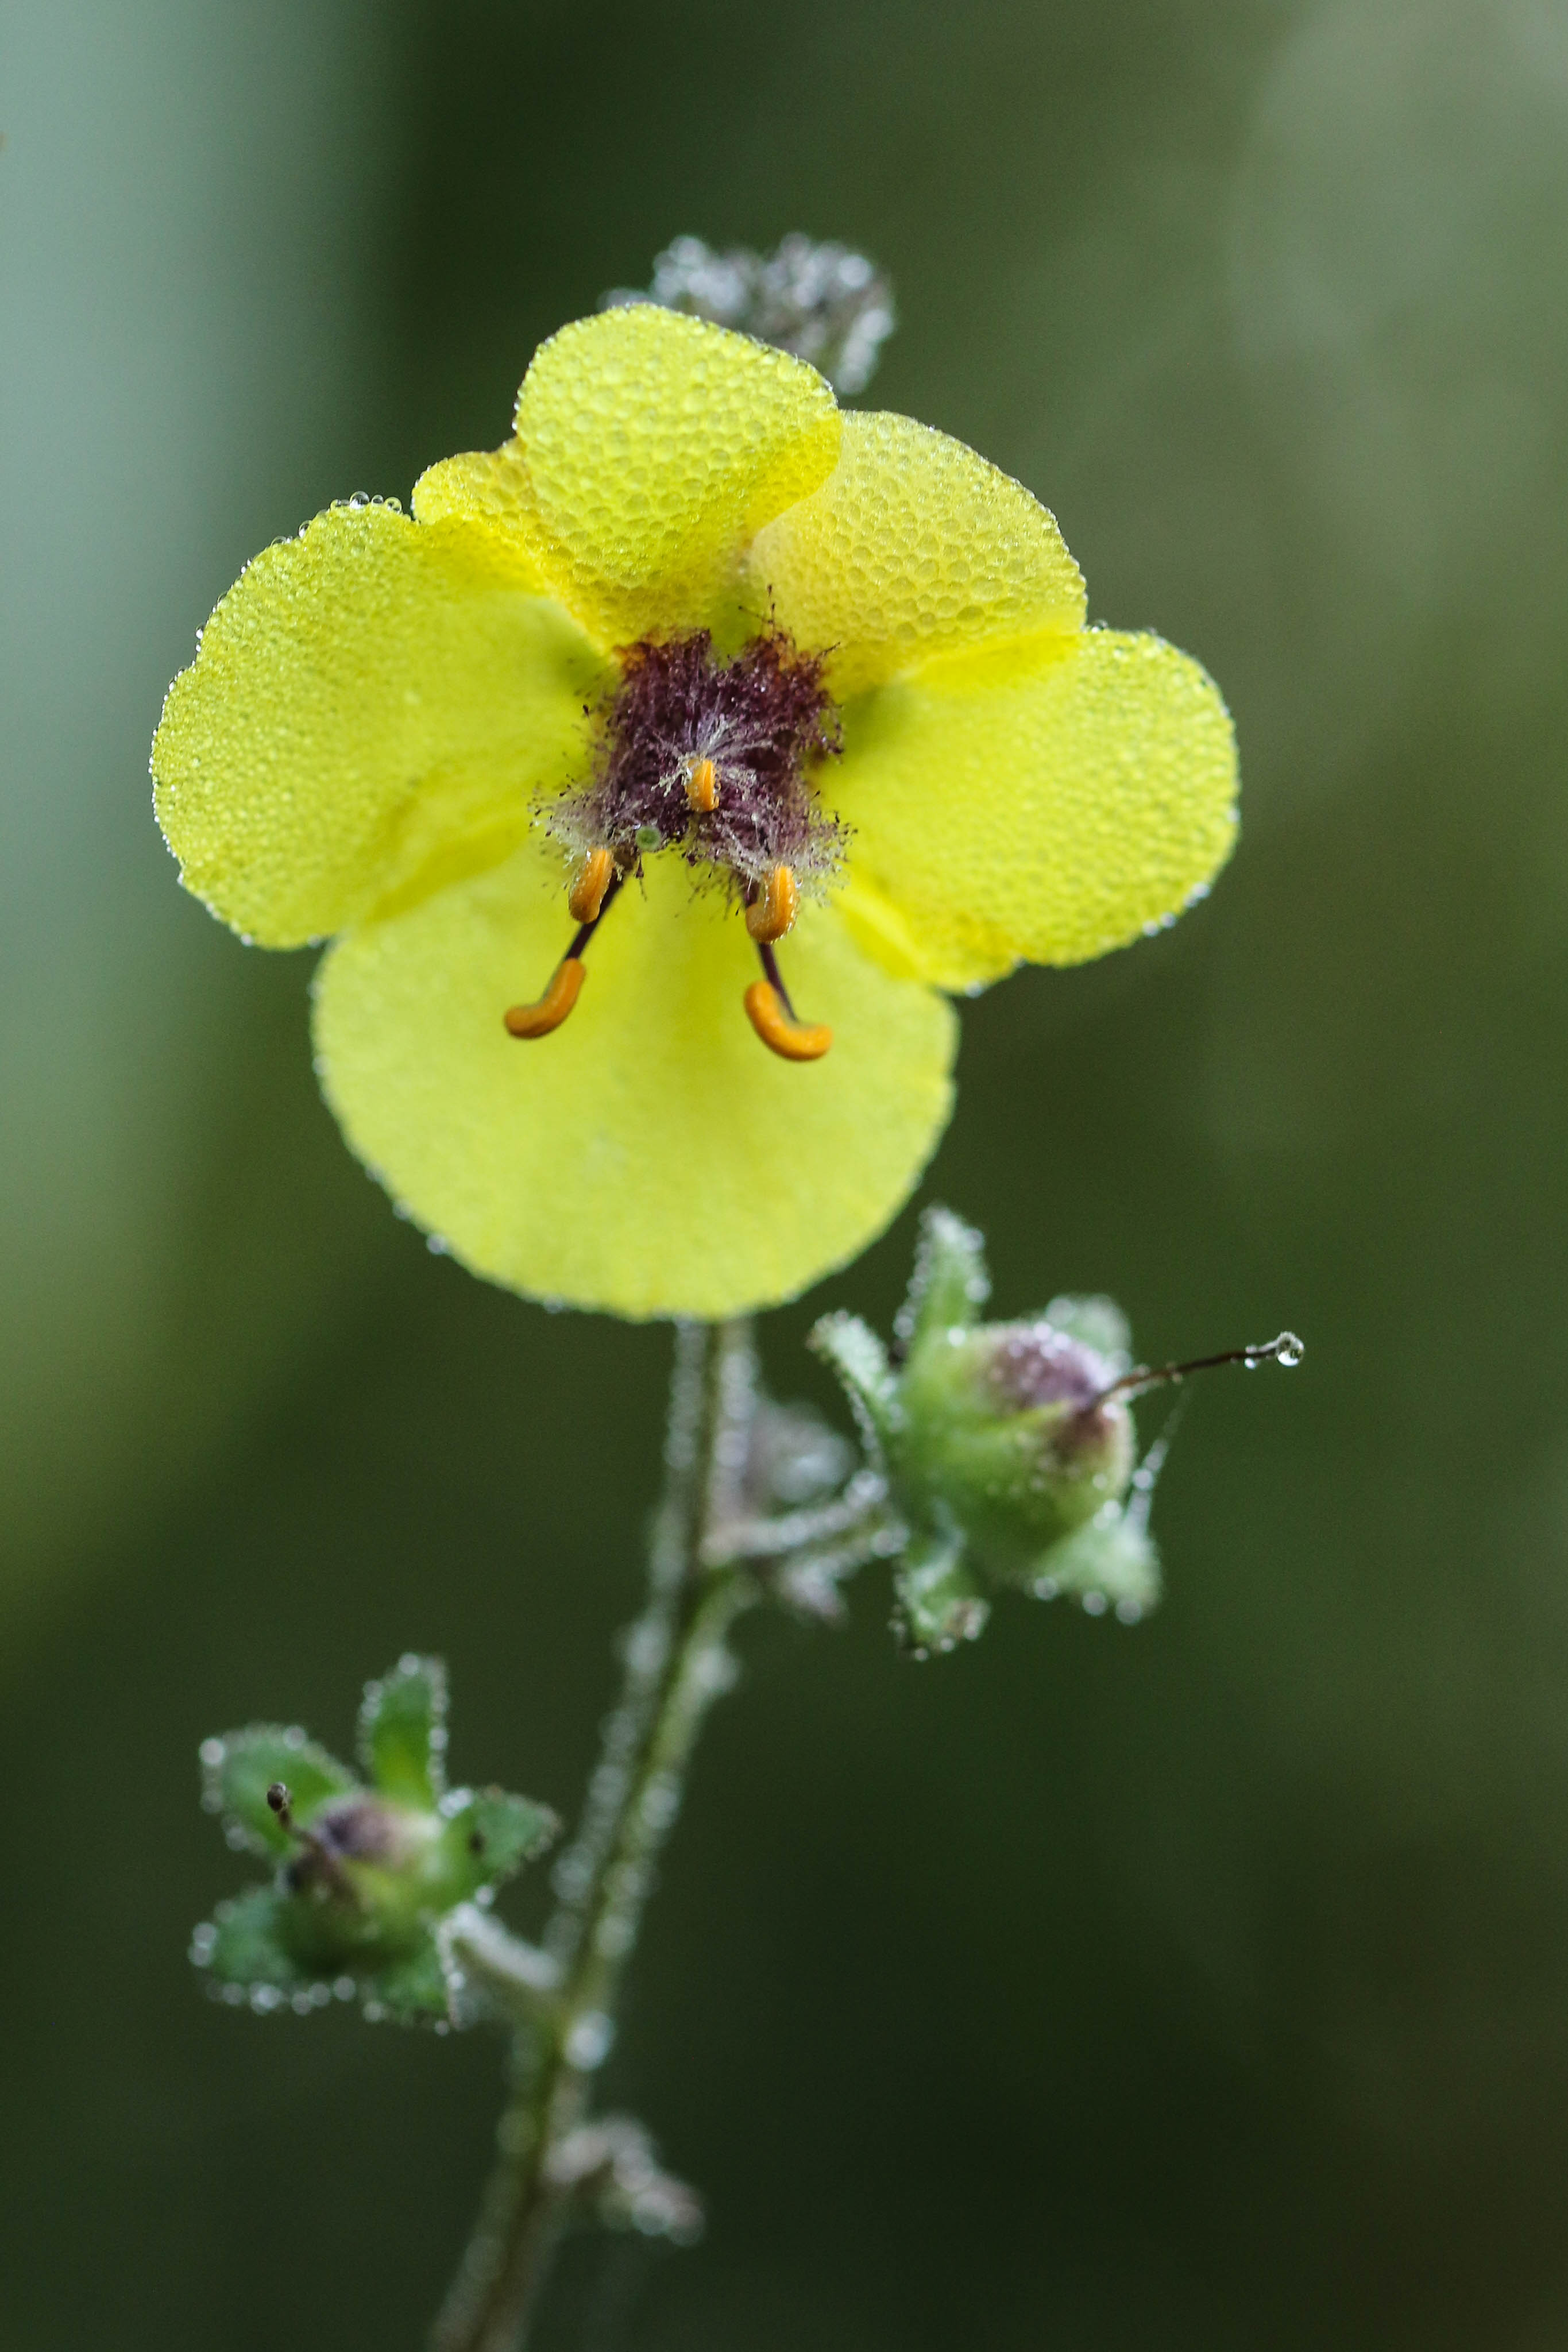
[812,1208,1296,1656]
[896,1312,1136,1578]
[192,1658,558,2019]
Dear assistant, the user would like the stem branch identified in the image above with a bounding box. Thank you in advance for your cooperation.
[432,1321,759,2352]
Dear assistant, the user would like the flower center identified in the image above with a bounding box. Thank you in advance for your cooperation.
[504,628,845,1061]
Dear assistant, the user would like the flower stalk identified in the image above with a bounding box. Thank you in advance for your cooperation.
[432,1319,763,2352]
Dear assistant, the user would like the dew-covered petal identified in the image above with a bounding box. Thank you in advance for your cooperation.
[153,502,609,948]
[312,848,956,1320]
[831,628,1238,991]
[744,411,1086,696]
[416,308,843,651]
[411,445,549,564]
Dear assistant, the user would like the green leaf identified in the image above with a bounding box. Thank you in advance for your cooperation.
[363,1933,451,2023]
[200,1725,357,1857]
[192,1885,302,1991]
[438,1787,559,1901]
[358,1654,447,1806]
[894,1530,990,1656]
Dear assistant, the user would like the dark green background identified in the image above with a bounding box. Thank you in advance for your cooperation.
[5,1,1568,2344]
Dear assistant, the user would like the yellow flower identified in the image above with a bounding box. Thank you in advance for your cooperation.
[152,307,1236,1320]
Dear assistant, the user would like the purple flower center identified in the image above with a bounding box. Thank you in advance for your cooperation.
[547,627,846,897]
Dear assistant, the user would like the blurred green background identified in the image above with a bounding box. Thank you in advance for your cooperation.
[5,0,1568,2343]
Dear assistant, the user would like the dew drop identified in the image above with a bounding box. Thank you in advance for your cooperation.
[565,2010,615,2069]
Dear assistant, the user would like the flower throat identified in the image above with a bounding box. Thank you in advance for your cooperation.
[504,628,846,1061]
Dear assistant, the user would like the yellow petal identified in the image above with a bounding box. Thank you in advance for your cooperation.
[153,502,609,947]
[746,411,1086,696]
[418,308,843,651]
[311,848,956,1320]
[411,446,551,574]
[831,628,1238,991]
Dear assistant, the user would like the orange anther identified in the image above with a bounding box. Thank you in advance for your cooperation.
[743,979,832,1062]
[685,756,719,813]
[567,845,615,925]
[744,864,800,945]
[504,957,586,1040]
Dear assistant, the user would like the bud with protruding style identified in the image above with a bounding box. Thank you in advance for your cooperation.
[191,1654,558,2022]
[812,1208,1300,1656]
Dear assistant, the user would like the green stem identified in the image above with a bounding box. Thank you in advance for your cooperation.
[432,1320,759,2352]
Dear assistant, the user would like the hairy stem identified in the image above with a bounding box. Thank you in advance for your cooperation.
[432,1320,759,2352]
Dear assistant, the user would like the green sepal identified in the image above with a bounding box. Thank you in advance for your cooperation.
[192,1887,454,2023]
[809,1311,900,1450]
[894,1530,990,1656]
[364,1934,451,2023]
[437,1787,559,1902]
[894,1206,991,1350]
[200,1725,356,1857]
[1028,1508,1163,1620]
[359,1654,447,1807]
[194,1885,302,1990]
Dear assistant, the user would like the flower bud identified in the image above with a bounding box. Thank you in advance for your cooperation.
[192,1655,557,2021]
[812,1210,1160,1654]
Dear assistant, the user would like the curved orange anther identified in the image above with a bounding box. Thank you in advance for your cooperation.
[567,845,615,925]
[744,864,800,945]
[685,756,719,814]
[505,957,586,1040]
[744,979,832,1062]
